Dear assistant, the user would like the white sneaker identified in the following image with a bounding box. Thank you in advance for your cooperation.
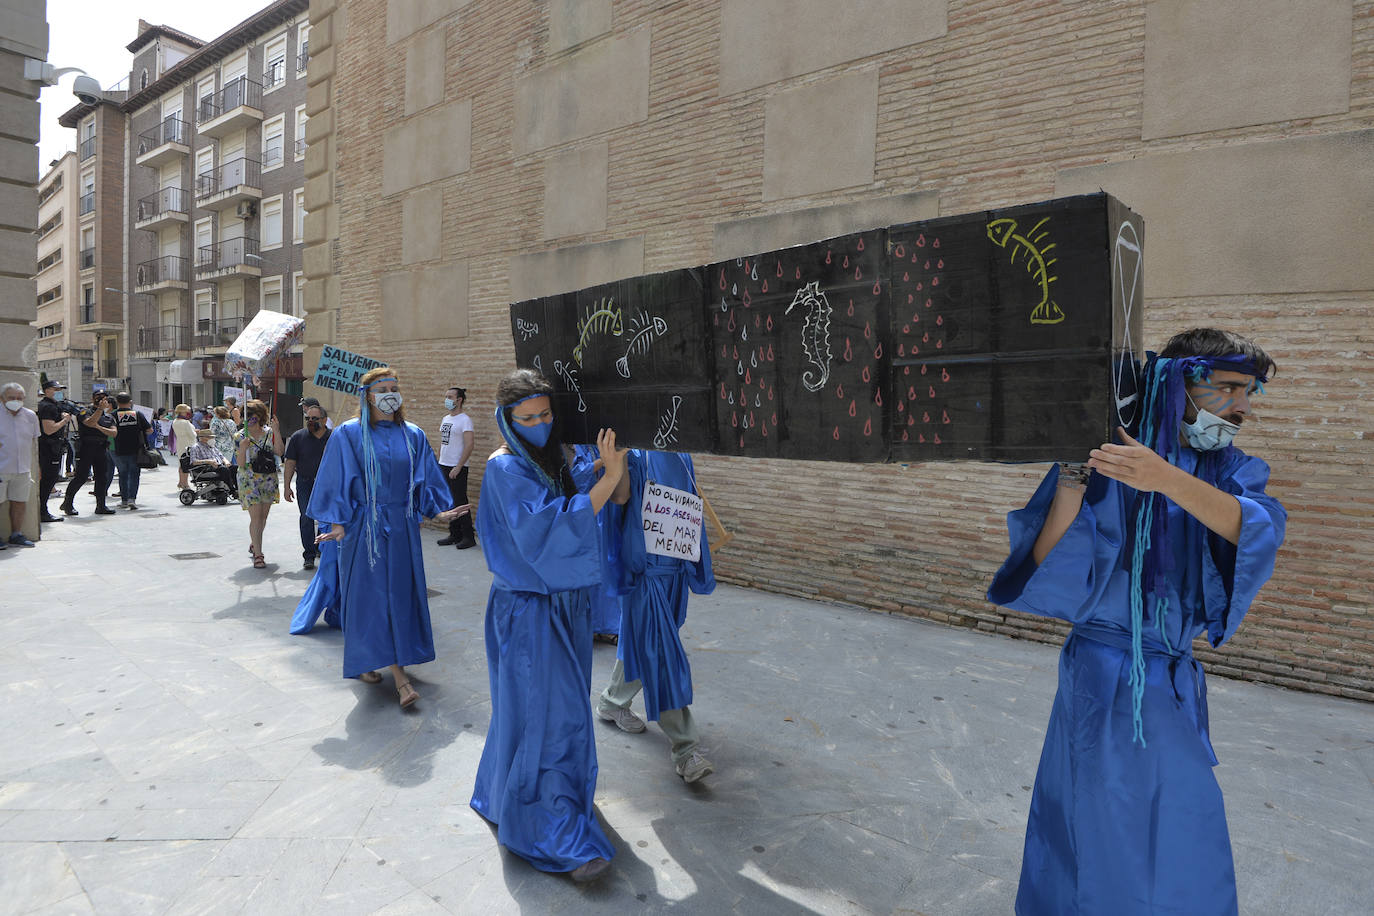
[596,705,646,733]
[675,750,714,783]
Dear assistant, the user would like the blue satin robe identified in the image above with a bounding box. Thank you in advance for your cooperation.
[307,419,453,678]
[470,450,616,872]
[987,449,1285,916]
[289,522,341,634]
[575,445,623,637]
[614,450,715,720]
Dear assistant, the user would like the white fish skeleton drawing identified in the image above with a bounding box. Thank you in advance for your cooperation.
[515,318,540,341]
[652,396,683,449]
[553,359,587,413]
[615,311,668,379]
[785,281,834,392]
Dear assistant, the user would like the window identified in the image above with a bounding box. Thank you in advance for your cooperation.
[39,322,62,338]
[37,285,61,306]
[264,34,288,90]
[293,188,305,243]
[261,195,283,250]
[37,248,62,272]
[263,115,285,170]
[198,77,216,123]
[194,288,214,337]
[140,68,148,90]
[293,271,305,318]
[79,119,96,161]
[80,171,95,215]
[294,105,308,160]
[195,148,215,197]
[262,276,283,315]
[38,212,62,236]
[81,283,95,324]
[80,226,95,270]
[297,24,310,72]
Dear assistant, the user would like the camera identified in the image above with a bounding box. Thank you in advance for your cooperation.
[72,75,103,105]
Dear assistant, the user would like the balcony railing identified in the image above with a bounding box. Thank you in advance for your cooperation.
[263,142,285,169]
[79,136,96,160]
[79,192,95,215]
[264,59,286,90]
[136,187,188,223]
[197,236,260,273]
[198,76,263,124]
[195,309,243,349]
[295,136,306,158]
[138,116,187,153]
[297,42,308,71]
[137,324,189,352]
[80,304,97,324]
[79,247,94,270]
[196,157,261,199]
[135,255,189,288]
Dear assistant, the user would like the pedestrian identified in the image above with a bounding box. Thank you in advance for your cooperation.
[223,395,242,426]
[436,385,476,549]
[59,394,117,517]
[470,368,629,883]
[172,404,196,490]
[186,427,237,491]
[987,328,1286,916]
[310,366,459,706]
[35,379,69,523]
[111,392,151,510]
[191,405,206,429]
[595,449,717,783]
[0,381,41,547]
[209,406,237,463]
[283,399,331,569]
[154,408,171,453]
[235,399,283,569]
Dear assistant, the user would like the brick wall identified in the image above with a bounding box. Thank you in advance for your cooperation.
[310,0,1374,702]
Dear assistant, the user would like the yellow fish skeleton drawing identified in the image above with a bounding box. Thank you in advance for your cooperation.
[572,298,624,365]
[987,217,1065,325]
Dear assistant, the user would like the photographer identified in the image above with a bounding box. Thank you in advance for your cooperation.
[59,393,117,516]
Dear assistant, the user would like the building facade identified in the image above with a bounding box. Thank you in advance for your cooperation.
[57,0,309,419]
[305,0,1374,701]
[33,151,96,397]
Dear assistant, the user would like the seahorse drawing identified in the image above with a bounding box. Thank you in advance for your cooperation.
[986,217,1064,324]
[652,396,683,450]
[553,359,587,413]
[515,318,540,341]
[615,310,668,379]
[785,281,834,392]
[572,297,624,365]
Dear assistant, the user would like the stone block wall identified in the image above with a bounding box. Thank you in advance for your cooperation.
[308,0,1374,701]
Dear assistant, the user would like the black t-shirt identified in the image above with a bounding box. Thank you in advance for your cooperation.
[36,397,65,447]
[284,427,331,483]
[114,408,152,455]
[78,407,114,445]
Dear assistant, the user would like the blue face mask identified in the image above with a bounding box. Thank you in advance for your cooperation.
[444,398,456,410]
[514,418,553,448]
[1181,393,1240,451]
[54,391,65,402]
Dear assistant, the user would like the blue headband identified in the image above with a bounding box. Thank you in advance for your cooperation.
[1184,354,1268,385]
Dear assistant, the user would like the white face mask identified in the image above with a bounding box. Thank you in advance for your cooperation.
[443,398,456,410]
[4,399,22,412]
[1181,393,1240,451]
[373,392,403,415]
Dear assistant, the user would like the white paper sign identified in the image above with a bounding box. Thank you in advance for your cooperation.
[640,480,703,562]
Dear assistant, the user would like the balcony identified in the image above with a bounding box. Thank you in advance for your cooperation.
[196,237,261,281]
[135,324,190,358]
[136,116,190,168]
[263,142,285,170]
[80,191,95,216]
[264,59,286,92]
[136,188,189,231]
[79,135,96,161]
[135,255,190,294]
[194,310,244,352]
[297,42,308,72]
[197,77,263,138]
[195,157,262,212]
[79,247,94,270]
[295,136,306,159]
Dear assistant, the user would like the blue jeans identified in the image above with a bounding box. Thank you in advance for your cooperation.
[112,453,141,503]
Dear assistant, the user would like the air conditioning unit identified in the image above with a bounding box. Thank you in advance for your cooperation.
[235,200,257,219]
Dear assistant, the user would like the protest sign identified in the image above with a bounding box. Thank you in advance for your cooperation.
[641,480,703,562]
[313,345,387,396]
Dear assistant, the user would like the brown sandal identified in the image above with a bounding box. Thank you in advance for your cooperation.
[253,553,266,569]
[358,671,382,684]
[397,680,419,708]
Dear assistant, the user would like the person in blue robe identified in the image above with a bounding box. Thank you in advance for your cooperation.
[987,329,1286,916]
[575,444,624,643]
[595,449,717,783]
[470,368,629,884]
[309,367,459,708]
[289,521,341,634]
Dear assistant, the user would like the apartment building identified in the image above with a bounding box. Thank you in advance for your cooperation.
[58,0,309,416]
[33,152,96,397]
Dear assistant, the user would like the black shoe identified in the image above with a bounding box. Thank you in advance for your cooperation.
[40,512,64,523]
[94,506,117,515]
[455,537,476,549]
[303,556,316,570]
[437,535,458,546]
[60,504,78,516]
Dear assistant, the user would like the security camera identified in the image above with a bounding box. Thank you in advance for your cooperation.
[72,75,103,105]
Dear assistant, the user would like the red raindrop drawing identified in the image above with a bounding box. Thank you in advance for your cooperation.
[874,343,882,359]
[941,368,950,382]
[842,255,849,269]
[762,280,768,292]
[863,321,872,340]
[862,365,871,383]
[742,290,752,307]
[848,400,856,417]
[857,237,865,251]
[933,238,940,248]
[843,338,853,361]
[916,234,926,247]
[825,251,832,264]
[897,343,905,357]
[731,411,738,428]
[719,268,727,289]
[766,315,773,332]
[902,430,909,442]
[874,389,883,407]
[895,244,905,258]
[942,410,951,424]
[832,426,840,440]
[936,315,943,326]
[928,386,936,398]
[847,300,855,318]
[776,261,783,277]
[836,384,845,399]
[863,417,872,436]
[920,363,927,374]
[923,411,931,423]
[933,433,941,444]
[795,267,801,280]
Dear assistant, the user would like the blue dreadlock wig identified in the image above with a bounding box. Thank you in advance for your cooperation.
[358,373,416,569]
[1126,348,1270,745]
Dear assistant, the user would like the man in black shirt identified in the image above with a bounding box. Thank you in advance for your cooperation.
[35,379,70,522]
[283,400,331,569]
[59,395,117,516]
[112,393,152,510]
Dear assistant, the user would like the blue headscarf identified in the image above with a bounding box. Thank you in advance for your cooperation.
[357,377,416,569]
[1125,352,1267,745]
[494,393,565,497]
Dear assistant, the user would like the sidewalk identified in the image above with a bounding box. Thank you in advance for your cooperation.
[2,467,1370,915]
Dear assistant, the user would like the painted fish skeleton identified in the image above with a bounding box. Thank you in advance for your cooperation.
[615,312,668,378]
